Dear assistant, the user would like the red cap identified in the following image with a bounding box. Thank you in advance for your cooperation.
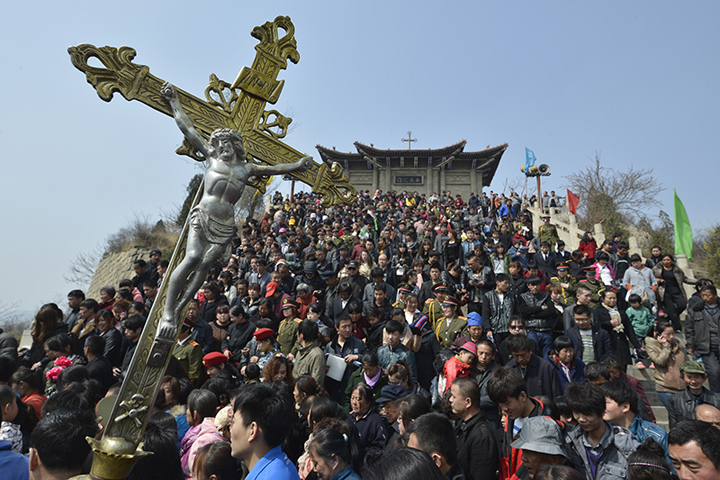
[203,351,227,367]
[460,341,477,356]
[254,328,274,341]
[265,282,278,297]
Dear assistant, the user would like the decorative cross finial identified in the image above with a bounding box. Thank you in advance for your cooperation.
[402,131,417,149]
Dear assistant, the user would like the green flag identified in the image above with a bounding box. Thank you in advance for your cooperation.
[674,189,693,259]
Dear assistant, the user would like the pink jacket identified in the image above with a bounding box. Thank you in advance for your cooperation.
[180,418,228,479]
[132,287,144,303]
[590,261,616,282]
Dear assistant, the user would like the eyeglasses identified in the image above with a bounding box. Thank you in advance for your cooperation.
[509,325,524,331]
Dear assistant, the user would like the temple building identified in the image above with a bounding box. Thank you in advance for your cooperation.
[315,141,508,200]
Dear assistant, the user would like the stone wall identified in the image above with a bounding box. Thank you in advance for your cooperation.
[86,247,153,301]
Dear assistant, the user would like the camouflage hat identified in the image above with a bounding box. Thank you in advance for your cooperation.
[680,360,706,375]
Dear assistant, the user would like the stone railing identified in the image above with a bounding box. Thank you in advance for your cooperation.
[526,203,609,250]
[526,204,696,299]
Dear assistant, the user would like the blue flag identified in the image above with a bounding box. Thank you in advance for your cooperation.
[525,148,537,169]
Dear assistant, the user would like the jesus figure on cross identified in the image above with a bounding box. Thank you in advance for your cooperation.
[157,82,313,339]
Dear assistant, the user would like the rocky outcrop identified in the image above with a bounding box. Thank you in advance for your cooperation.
[86,247,152,301]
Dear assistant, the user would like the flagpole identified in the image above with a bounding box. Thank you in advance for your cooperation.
[537,176,542,214]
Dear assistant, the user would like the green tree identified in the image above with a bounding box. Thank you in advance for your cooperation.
[703,224,720,285]
[637,210,675,258]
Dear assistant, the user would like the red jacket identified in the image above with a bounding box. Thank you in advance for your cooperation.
[22,391,46,419]
[351,244,366,261]
[578,240,597,260]
[297,295,318,319]
[442,356,472,392]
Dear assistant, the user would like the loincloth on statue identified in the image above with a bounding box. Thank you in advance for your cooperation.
[189,206,238,245]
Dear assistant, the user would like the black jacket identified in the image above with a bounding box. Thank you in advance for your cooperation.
[596,306,641,367]
[668,387,720,429]
[416,327,443,392]
[0,333,18,362]
[518,292,559,331]
[221,320,256,362]
[506,353,563,400]
[445,463,467,480]
[20,322,68,369]
[363,320,388,353]
[498,338,541,366]
[566,324,613,363]
[101,328,123,368]
[454,412,499,480]
[132,269,158,294]
[482,290,517,335]
[292,273,326,297]
[87,355,115,395]
[418,280,438,306]
[328,295,361,323]
[470,362,501,430]
[191,318,216,355]
[345,274,368,301]
[121,340,138,373]
[533,252,555,277]
[350,408,386,456]
[198,297,229,325]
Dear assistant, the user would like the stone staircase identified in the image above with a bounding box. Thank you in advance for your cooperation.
[625,363,669,432]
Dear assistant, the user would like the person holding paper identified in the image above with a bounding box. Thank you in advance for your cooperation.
[324,314,366,404]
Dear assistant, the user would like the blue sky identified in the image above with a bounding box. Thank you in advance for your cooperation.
[2,1,718,313]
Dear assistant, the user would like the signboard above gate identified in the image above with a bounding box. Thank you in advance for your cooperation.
[394,175,424,185]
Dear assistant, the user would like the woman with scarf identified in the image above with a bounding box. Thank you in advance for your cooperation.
[547,335,585,391]
[348,382,386,457]
[596,290,642,369]
[343,352,389,413]
[653,253,696,332]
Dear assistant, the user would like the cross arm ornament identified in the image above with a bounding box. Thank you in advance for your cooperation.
[68,16,355,206]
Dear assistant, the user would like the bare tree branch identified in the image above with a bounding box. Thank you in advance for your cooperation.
[64,245,104,286]
[0,301,19,323]
[565,152,665,229]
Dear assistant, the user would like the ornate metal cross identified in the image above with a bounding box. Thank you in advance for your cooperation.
[68,16,355,206]
[68,17,354,480]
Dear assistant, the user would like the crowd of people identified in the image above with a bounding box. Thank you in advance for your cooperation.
[1,188,719,480]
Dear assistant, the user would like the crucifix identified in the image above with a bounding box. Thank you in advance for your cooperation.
[67,16,355,479]
[402,130,417,148]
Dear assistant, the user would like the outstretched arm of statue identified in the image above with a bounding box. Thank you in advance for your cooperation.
[161,82,210,159]
[249,155,314,176]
